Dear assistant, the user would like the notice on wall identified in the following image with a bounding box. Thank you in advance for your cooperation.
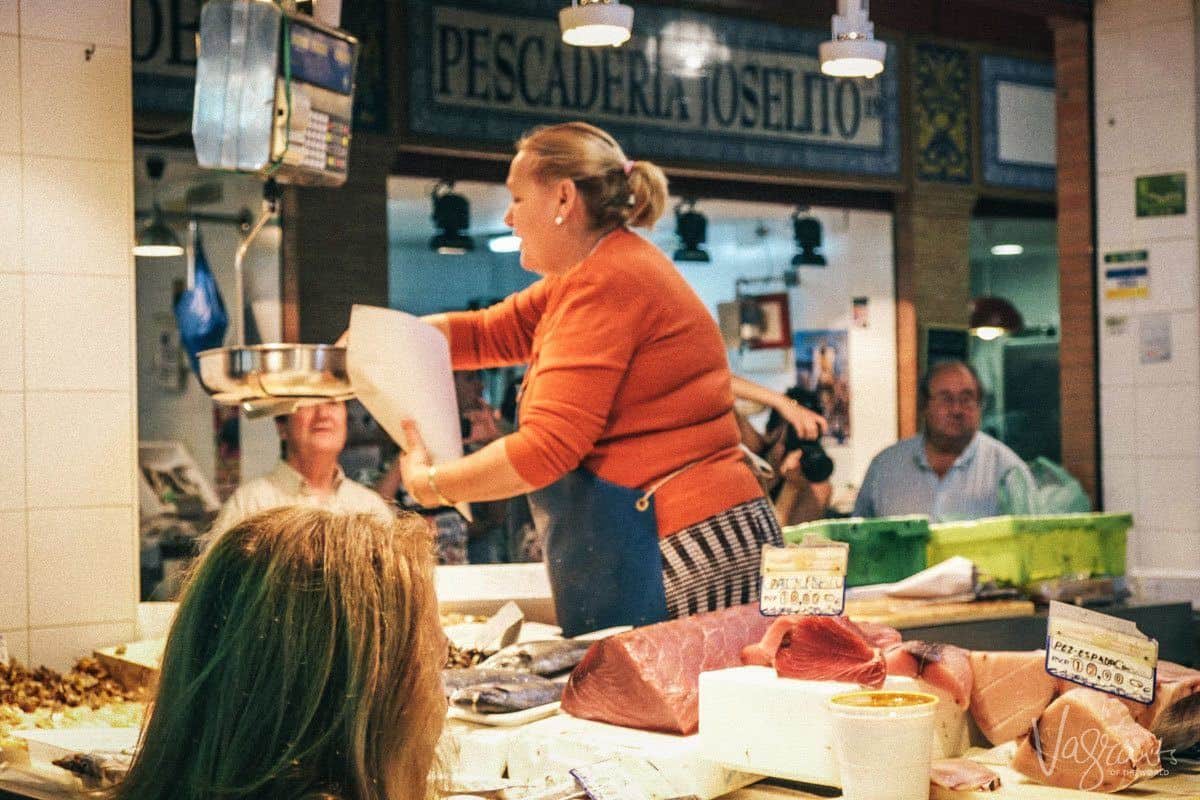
[1139,315,1172,364]
[1135,173,1187,217]
[852,296,870,328]
[1102,250,1149,300]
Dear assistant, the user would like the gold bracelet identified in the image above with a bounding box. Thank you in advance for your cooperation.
[425,464,454,507]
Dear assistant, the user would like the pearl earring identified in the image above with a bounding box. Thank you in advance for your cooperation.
[554,215,564,225]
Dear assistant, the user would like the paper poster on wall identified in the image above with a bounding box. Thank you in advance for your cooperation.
[1135,173,1186,217]
[852,297,870,328]
[794,329,850,443]
[1102,250,1149,300]
[1103,315,1129,337]
[1139,315,1172,364]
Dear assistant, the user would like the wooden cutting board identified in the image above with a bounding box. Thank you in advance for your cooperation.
[844,598,1036,629]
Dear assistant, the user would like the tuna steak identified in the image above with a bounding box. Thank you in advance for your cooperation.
[930,758,1002,791]
[560,604,772,735]
[852,619,903,650]
[773,616,886,688]
[969,650,1058,744]
[1012,688,1162,793]
[885,641,973,709]
[741,616,901,668]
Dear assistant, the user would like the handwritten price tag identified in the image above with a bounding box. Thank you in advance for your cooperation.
[570,756,684,800]
[1045,601,1157,705]
[759,539,848,617]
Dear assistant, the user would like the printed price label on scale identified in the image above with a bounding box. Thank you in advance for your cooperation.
[758,538,848,617]
[1044,601,1158,705]
[570,756,692,800]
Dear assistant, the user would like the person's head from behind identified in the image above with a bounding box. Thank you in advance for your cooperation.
[114,507,445,800]
[918,360,984,455]
[505,121,669,275]
[276,401,349,462]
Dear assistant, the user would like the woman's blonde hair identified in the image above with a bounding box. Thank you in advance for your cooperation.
[110,508,445,800]
[516,121,669,230]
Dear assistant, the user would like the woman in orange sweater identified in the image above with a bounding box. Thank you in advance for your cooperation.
[399,122,784,635]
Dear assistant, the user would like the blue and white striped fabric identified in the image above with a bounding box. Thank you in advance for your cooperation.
[852,432,1033,522]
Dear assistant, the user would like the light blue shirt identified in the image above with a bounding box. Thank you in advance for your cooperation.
[853,432,1033,522]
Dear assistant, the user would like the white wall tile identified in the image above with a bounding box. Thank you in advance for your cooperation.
[1095,173,1134,248]
[1099,384,1137,455]
[1135,528,1200,572]
[1098,312,1139,387]
[1093,33,1133,104]
[21,156,133,276]
[0,36,19,154]
[1094,0,1193,34]
[0,155,21,272]
[0,274,21,390]
[1132,311,1200,387]
[1143,239,1199,314]
[29,620,137,672]
[24,274,130,391]
[28,507,136,627]
[1127,24,1196,101]
[1136,457,1200,532]
[1128,97,1196,174]
[1101,457,1138,515]
[0,629,30,667]
[26,392,133,508]
[1135,385,1200,457]
[0,511,26,631]
[0,1,16,35]
[0,394,23,510]
[1094,104,1131,177]
[21,40,131,161]
[20,0,129,47]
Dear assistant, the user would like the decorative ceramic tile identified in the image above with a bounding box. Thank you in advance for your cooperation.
[913,43,972,184]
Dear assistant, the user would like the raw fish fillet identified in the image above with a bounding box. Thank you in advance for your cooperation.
[1118,660,1200,752]
[773,616,886,688]
[969,650,1058,744]
[885,640,973,709]
[561,604,772,735]
[740,617,901,668]
[1012,688,1162,793]
[852,619,903,650]
[930,758,1002,791]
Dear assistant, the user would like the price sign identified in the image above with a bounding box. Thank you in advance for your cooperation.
[1045,601,1158,705]
[570,756,686,800]
[759,538,848,617]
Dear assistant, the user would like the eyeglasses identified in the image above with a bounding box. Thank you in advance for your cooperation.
[931,392,981,408]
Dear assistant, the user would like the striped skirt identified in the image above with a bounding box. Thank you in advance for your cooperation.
[658,496,783,619]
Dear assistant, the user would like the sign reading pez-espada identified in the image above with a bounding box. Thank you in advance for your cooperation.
[407,0,900,177]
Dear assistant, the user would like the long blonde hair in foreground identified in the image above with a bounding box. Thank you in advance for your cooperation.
[110,507,446,800]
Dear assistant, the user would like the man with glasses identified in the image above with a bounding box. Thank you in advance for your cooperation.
[853,360,1033,521]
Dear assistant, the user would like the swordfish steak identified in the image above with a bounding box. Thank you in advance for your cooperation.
[1119,660,1200,752]
[560,603,772,735]
[969,650,1059,744]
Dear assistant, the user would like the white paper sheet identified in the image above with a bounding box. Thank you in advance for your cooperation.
[347,304,471,519]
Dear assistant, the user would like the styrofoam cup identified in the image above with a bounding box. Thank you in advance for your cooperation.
[828,690,939,800]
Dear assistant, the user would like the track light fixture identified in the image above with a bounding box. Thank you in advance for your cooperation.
[791,209,826,267]
[429,180,474,255]
[673,198,710,263]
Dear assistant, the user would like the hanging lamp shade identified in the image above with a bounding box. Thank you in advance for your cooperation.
[968,296,1023,341]
[133,203,184,257]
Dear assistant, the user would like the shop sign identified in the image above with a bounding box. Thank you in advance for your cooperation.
[1102,250,1149,300]
[1136,173,1187,217]
[407,0,900,177]
[980,55,1056,192]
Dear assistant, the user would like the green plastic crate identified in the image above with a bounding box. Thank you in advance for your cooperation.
[782,515,930,587]
[927,512,1132,587]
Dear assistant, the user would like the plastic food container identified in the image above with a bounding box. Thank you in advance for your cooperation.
[782,516,930,587]
[927,512,1132,587]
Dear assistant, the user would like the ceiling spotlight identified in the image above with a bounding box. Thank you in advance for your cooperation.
[969,296,1023,340]
[560,0,633,48]
[134,155,184,258]
[429,180,474,255]
[990,243,1024,256]
[488,233,522,254]
[673,198,710,263]
[791,209,826,267]
[819,0,886,79]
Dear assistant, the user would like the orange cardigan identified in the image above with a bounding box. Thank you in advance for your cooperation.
[446,229,763,536]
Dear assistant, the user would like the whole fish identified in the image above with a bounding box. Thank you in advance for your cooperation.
[478,639,593,676]
[441,668,547,697]
[450,676,564,714]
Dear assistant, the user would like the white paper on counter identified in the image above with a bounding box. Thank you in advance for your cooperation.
[347,304,471,520]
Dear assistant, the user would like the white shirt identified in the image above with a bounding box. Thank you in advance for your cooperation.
[208,460,394,539]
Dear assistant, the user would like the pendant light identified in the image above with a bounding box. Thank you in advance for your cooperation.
[560,0,633,48]
[969,296,1023,341]
[819,0,886,79]
[134,155,184,258]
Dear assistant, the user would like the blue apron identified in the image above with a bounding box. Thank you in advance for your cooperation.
[527,469,669,637]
